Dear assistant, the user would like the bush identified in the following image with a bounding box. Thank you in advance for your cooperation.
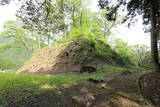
[0,57,17,70]
[54,28,132,66]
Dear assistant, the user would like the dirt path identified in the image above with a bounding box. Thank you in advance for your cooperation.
[8,72,152,107]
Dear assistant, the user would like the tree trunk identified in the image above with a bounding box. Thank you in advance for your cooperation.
[80,9,83,32]
[72,5,76,27]
[150,1,160,72]
[47,34,50,46]
[103,22,107,37]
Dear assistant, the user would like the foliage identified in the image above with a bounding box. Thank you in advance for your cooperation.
[0,0,148,71]
[0,0,12,5]
[98,0,160,29]
[14,0,121,45]
[0,20,46,52]
[99,0,160,72]
[0,0,124,72]
[16,0,72,46]
[0,20,48,71]
[109,37,151,69]
[0,40,31,69]
[55,27,132,65]
[131,44,151,69]
[110,38,134,65]
[0,57,16,70]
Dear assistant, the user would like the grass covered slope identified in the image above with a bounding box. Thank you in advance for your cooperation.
[20,35,131,74]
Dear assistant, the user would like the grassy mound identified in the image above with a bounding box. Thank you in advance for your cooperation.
[19,36,130,74]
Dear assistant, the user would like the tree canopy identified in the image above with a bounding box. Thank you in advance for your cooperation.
[99,0,160,72]
[99,0,160,27]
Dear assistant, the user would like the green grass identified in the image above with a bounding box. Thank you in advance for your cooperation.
[0,72,111,106]
[99,65,146,75]
[0,65,145,106]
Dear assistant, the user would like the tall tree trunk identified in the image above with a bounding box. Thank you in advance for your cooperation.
[72,5,76,27]
[103,22,107,37]
[150,1,160,72]
[47,34,50,46]
[80,9,83,32]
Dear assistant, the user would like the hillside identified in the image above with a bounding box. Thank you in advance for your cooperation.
[19,37,129,74]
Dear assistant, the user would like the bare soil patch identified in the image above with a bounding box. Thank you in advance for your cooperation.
[19,38,108,74]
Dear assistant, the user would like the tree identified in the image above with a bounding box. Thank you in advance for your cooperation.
[0,57,16,70]
[110,38,134,64]
[99,0,160,72]
[15,0,70,46]
[0,0,121,42]
[0,20,41,70]
[92,10,122,38]
[131,44,151,69]
[0,20,46,52]
[0,0,12,5]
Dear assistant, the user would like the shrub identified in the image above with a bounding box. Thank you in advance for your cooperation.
[0,57,17,70]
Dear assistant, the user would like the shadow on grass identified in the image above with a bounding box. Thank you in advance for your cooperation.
[0,72,151,107]
[2,82,148,107]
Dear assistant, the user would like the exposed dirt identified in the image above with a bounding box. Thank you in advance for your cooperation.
[19,38,108,74]
[19,38,128,74]
[7,72,153,107]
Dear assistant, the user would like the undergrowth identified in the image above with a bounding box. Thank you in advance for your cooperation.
[54,29,132,66]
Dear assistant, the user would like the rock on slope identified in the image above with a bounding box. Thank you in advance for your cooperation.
[19,38,125,74]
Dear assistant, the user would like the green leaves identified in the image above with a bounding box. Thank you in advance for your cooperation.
[16,0,69,46]
[0,20,44,70]
[131,44,151,69]
[0,57,16,70]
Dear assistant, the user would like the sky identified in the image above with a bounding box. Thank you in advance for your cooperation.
[0,0,150,47]
[0,2,18,30]
[116,20,150,46]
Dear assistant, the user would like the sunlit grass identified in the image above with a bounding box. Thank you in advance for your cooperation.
[0,72,111,105]
[0,65,144,106]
